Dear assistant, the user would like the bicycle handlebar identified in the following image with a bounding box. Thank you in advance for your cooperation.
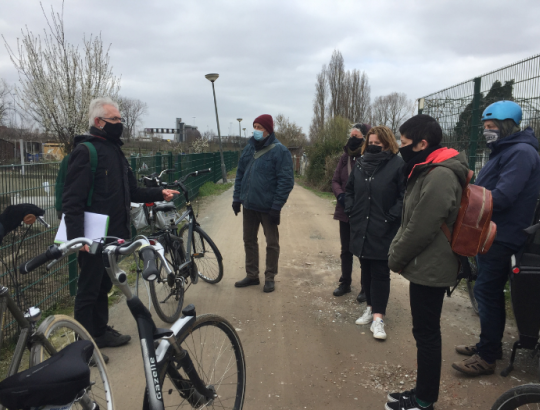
[139,247,159,281]
[19,245,62,274]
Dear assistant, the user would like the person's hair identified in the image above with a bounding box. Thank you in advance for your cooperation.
[398,114,443,147]
[361,126,399,154]
[349,123,371,137]
[88,97,119,127]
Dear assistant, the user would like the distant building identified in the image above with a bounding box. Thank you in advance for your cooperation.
[175,118,198,143]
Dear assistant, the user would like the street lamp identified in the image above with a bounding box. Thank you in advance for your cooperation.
[205,73,227,183]
[242,127,246,138]
[237,118,242,150]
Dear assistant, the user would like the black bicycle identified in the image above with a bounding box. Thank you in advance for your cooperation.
[448,255,479,315]
[135,168,224,323]
[491,383,540,409]
[19,235,245,410]
[0,216,112,410]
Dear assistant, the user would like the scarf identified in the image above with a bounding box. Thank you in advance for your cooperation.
[402,144,442,178]
[254,135,270,151]
[89,126,123,145]
[360,150,392,176]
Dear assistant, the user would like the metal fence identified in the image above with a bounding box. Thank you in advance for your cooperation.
[419,53,540,175]
[0,150,240,340]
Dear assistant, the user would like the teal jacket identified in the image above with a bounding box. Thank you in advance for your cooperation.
[233,133,294,212]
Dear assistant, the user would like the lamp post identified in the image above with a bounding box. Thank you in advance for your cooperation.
[237,118,242,150]
[205,73,227,183]
[242,127,246,138]
[418,98,425,115]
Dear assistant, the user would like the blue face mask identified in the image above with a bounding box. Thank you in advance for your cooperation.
[253,130,264,141]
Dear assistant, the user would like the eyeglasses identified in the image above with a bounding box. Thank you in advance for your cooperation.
[100,117,125,123]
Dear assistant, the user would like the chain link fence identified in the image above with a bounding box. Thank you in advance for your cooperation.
[0,150,239,340]
[419,54,540,175]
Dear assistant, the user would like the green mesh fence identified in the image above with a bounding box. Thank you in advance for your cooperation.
[419,53,540,176]
[0,151,239,340]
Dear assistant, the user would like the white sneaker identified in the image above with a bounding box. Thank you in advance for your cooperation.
[355,306,373,325]
[371,317,387,340]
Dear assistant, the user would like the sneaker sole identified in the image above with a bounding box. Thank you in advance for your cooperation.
[451,362,495,376]
[355,319,373,325]
[234,281,260,288]
[373,333,387,340]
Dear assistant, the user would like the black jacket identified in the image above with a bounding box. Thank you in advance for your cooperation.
[62,128,164,240]
[344,153,406,260]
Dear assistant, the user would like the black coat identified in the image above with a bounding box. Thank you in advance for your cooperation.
[62,130,164,240]
[344,153,406,260]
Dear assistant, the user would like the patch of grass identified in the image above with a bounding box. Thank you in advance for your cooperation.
[295,174,337,203]
[197,167,236,198]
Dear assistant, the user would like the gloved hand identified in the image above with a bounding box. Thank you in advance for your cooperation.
[0,204,45,243]
[268,209,281,225]
[232,201,241,216]
[337,193,346,208]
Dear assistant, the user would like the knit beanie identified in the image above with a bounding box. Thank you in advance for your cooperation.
[254,114,274,134]
[354,123,372,136]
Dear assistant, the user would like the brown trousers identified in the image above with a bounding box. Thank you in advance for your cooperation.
[243,208,280,281]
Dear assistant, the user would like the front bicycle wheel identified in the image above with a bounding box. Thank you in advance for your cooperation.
[156,314,246,409]
[491,384,540,409]
[150,236,185,323]
[30,315,114,410]
[179,225,224,284]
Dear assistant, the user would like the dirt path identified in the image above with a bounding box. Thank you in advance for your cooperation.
[105,183,537,409]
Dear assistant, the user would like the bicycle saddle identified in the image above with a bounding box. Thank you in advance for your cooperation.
[154,203,176,213]
[0,340,93,409]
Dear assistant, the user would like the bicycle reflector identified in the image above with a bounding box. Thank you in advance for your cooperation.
[512,267,520,274]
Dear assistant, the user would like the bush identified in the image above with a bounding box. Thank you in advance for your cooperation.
[306,116,350,191]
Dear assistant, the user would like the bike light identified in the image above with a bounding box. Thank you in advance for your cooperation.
[512,267,520,274]
[149,239,157,245]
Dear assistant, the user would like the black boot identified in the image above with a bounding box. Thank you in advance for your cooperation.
[356,289,366,303]
[263,281,275,293]
[333,283,351,297]
[235,276,260,288]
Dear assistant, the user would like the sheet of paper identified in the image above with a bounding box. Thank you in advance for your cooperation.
[55,212,110,243]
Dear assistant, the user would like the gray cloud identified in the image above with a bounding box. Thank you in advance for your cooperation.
[1,0,539,136]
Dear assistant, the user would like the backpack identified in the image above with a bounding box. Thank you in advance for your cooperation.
[55,142,98,214]
[441,169,497,257]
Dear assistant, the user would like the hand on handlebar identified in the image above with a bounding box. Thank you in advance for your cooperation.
[80,245,90,252]
[162,189,180,201]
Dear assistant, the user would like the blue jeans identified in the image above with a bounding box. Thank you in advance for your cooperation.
[474,242,514,363]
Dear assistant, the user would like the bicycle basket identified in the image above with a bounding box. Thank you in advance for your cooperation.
[131,204,149,230]
[155,206,180,230]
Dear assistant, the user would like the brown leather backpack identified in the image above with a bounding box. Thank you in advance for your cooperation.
[441,170,497,257]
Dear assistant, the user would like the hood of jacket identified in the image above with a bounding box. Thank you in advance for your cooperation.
[411,147,469,186]
[489,127,538,154]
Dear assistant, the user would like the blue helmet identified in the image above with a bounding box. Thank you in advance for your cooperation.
[481,100,522,125]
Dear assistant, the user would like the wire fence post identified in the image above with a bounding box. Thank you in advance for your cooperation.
[468,77,482,172]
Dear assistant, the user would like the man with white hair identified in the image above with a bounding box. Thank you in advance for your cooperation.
[62,97,179,359]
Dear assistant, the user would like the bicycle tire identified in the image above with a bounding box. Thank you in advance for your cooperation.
[150,237,185,323]
[150,314,246,409]
[491,384,540,409]
[30,315,114,410]
[179,225,223,284]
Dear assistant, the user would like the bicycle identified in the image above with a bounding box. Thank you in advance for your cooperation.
[447,255,479,315]
[134,168,224,323]
[0,216,112,410]
[19,234,245,410]
[491,383,540,409]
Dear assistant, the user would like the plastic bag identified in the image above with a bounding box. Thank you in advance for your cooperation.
[131,205,149,230]
[155,208,179,230]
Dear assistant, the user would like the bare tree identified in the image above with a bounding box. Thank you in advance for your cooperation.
[348,70,371,124]
[371,92,413,134]
[0,79,11,125]
[117,96,148,142]
[3,2,120,153]
[274,113,307,147]
[327,50,347,119]
[309,68,327,141]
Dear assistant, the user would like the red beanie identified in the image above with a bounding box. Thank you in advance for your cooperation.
[253,114,274,134]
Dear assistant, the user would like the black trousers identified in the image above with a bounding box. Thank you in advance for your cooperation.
[338,221,355,286]
[359,258,390,315]
[243,208,280,281]
[74,252,113,338]
[410,282,446,403]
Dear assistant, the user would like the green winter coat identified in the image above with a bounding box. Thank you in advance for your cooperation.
[388,149,469,287]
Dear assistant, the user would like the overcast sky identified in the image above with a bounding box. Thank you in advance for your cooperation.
[1,0,539,138]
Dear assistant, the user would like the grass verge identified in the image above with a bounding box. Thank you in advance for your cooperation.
[295,174,337,203]
[198,168,236,198]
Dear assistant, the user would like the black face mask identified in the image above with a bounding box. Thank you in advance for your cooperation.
[103,121,124,140]
[399,144,420,163]
[365,145,383,154]
[347,137,364,151]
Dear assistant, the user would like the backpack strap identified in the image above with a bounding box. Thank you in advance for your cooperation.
[80,142,98,207]
[253,143,276,159]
